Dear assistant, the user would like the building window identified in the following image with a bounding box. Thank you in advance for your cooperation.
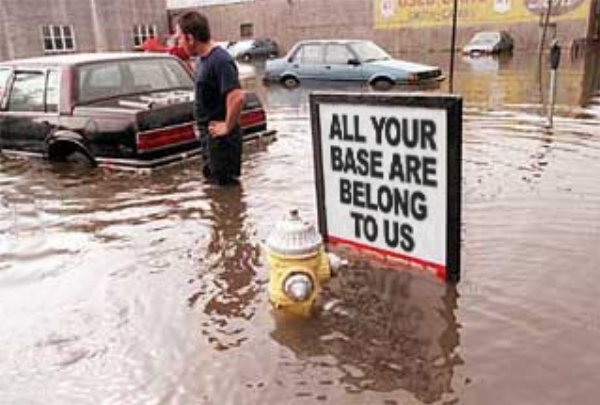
[240,23,253,38]
[42,25,76,53]
[133,24,157,48]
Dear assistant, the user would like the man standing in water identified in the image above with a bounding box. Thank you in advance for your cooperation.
[176,11,245,185]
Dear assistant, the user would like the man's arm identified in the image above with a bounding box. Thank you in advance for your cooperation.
[226,88,244,131]
[209,55,245,137]
[209,88,244,137]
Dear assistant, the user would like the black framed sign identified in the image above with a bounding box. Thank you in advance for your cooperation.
[309,92,462,282]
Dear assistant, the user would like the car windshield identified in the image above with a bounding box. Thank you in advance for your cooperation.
[77,58,192,104]
[469,32,500,45]
[350,41,391,62]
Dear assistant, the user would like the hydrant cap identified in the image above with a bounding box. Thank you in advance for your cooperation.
[265,209,323,256]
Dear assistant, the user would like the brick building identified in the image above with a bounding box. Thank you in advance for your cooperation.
[167,0,600,55]
[0,0,168,61]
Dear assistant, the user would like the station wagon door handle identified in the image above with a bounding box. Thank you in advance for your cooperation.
[325,65,331,70]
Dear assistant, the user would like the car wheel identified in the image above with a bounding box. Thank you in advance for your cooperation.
[281,76,300,89]
[370,78,394,91]
[242,53,252,62]
[65,150,95,168]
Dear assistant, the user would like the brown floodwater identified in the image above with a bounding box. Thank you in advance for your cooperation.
[1,50,599,404]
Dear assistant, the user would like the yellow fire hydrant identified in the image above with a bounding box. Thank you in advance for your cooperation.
[265,209,331,316]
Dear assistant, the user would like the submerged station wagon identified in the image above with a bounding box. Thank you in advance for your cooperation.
[0,53,273,169]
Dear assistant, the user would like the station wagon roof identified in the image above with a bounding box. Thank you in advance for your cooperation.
[296,39,368,44]
[0,52,174,68]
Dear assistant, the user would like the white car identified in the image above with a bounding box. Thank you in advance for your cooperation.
[462,31,514,56]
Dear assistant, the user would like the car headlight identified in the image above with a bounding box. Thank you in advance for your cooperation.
[283,272,314,302]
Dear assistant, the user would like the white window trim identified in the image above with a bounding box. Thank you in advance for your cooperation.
[133,24,157,48]
[41,25,77,54]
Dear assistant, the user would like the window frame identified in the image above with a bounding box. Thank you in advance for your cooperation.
[41,25,76,54]
[240,23,254,39]
[133,24,157,49]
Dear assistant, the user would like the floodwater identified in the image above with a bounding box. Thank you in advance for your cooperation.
[1,50,599,404]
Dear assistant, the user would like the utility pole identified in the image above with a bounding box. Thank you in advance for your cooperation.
[547,39,561,128]
[449,0,458,93]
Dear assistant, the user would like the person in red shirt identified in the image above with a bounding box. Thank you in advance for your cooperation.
[142,35,195,73]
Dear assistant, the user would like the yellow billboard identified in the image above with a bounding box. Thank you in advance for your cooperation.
[375,0,591,28]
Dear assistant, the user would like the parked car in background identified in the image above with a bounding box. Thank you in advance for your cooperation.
[215,40,236,50]
[462,31,514,56]
[0,53,274,170]
[264,39,444,90]
[228,39,280,61]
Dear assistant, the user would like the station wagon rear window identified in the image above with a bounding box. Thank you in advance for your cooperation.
[77,58,193,104]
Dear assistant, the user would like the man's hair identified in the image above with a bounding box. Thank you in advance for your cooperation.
[177,11,211,42]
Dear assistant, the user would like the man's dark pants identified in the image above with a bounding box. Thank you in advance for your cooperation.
[200,126,242,185]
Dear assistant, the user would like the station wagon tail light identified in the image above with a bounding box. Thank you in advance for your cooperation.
[137,123,196,152]
[240,109,266,128]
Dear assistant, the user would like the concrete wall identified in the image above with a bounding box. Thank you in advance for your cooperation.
[0,0,168,61]
[168,0,593,56]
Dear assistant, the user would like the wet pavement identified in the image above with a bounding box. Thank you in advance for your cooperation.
[1,49,600,404]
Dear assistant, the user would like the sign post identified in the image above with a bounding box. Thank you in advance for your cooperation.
[310,93,462,282]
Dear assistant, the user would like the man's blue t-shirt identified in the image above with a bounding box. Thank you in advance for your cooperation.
[194,46,241,126]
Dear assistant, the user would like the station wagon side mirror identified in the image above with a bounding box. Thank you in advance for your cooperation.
[348,58,361,66]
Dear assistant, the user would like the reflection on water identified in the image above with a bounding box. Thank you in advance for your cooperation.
[248,49,600,115]
[272,265,461,404]
[1,49,600,404]
[189,184,263,351]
